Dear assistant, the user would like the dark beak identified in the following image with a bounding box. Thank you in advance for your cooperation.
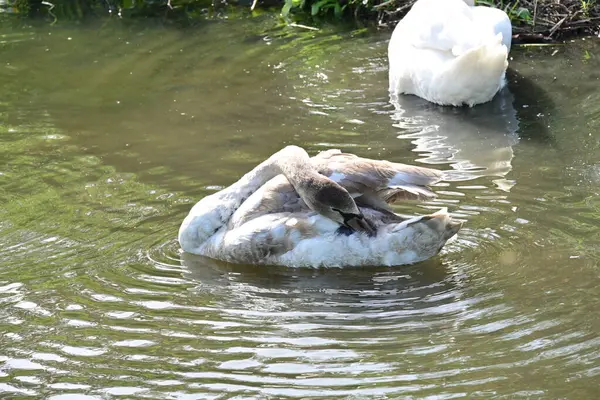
[345,215,377,237]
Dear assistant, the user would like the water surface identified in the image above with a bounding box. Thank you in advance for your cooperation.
[1,16,600,399]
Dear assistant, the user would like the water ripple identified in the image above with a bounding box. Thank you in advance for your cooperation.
[0,18,599,400]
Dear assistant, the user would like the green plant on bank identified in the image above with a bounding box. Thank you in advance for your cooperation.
[282,0,371,19]
[281,0,533,24]
[3,0,598,36]
[580,0,596,17]
[477,0,533,24]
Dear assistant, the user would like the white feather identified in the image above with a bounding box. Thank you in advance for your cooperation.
[388,0,512,106]
[179,146,462,267]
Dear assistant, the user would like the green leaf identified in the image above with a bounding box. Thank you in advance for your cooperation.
[334,2,342,18]
[310,0,330,15]
[311,2,320,15]
[515,7,531,20]
[282,0,293,16]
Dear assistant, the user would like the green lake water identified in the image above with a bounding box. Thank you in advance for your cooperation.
[1,15,600,399]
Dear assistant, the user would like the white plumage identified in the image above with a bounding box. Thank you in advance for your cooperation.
[388,0,512,106]
[178,146,462,268]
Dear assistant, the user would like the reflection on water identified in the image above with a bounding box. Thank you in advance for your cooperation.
[1,15,600,399]
[389,68,557,193]
[390,88,520,191]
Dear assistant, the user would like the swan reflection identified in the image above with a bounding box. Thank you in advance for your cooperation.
[390,87,520,192]
[179,251,453,297]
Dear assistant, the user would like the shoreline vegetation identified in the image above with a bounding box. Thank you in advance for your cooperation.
[374,0,600,41]
[2,0,599,40]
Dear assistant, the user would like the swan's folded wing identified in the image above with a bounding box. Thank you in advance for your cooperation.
[378,184,437,202]
[311,152,442,205]
[313,149,343,159]
[229,175,307,228]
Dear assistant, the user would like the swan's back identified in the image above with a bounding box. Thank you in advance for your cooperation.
[471,5,512,50]
[388,0,512,106]
[183,146,463,267]
[394,0,482,55]
[230,150,444,227]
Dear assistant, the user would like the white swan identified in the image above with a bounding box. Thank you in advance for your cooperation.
[178,146,462,268]
[388,0,512,106]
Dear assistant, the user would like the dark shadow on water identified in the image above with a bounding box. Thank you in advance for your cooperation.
[505,68,556,145]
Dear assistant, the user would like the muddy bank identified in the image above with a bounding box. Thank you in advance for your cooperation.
[372,0,600,40]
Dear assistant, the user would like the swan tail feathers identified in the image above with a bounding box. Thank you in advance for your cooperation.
[395,208,463,242]
[424,208,463,241]
[435,33,508,106]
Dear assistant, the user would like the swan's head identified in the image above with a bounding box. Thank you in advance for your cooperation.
[303,177,376,236]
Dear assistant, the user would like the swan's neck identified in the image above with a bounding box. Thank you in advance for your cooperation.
[218,157,281,206]
[278,149,315,185]
[217,146,315,211]
[276,148,324,204]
